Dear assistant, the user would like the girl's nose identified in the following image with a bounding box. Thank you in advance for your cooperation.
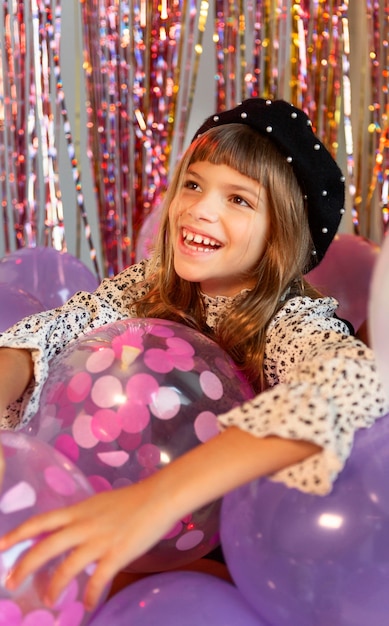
[187,194,220,223]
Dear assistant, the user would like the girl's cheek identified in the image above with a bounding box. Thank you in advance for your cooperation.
[169,198,180,219]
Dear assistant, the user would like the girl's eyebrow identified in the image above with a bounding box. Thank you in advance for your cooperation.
[185,167,260,200]
[184,167,202,179]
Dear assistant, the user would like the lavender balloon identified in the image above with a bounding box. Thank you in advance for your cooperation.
[0,431,105,626]
[89,571,264,626]
[26,318,254,572]
[0,283,45,332]
[0,247,99,309]
[221,414,389,626]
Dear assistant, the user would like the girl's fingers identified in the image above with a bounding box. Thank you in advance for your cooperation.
[5,517,90,590]
[83,559,121,611]
[0,484,169,609]
[44,543,101,608]
[0,508,72,549]
[45,540,128,610]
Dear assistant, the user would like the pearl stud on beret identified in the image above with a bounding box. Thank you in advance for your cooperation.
[192,98,345,265]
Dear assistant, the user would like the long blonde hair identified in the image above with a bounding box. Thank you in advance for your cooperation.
[132,124,319,391]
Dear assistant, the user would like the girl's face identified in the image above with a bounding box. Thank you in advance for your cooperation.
[169,161,270,297]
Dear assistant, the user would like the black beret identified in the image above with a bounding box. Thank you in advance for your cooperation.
[192,98,346,265]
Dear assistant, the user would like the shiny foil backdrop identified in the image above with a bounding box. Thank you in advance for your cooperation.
[0,1,387,279]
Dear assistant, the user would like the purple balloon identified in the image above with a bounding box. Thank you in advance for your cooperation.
[89,571,264,626]
[306,233,380,332]
[220,414,389,626]
[25,318,254,573]
[0,247,99,309]
[0,282,45,332]
[0,431,105,625]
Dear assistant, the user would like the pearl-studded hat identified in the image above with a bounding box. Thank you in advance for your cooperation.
[191,97,345,265]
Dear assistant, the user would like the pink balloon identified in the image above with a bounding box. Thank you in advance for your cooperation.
[368,234,389,401]
[0,247,99,309]
[306,233,380,332]
[0,283,45,332]
[0,431,107,625]
[135,199,163,262]
[25,318,254,573]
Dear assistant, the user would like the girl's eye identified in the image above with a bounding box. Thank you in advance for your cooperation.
[183,180,200,191]
[232,195,252,208]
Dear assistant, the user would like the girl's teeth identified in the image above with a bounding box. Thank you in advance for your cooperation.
[182,228,220,248]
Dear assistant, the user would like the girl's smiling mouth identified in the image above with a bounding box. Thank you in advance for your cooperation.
[182,227,222,252]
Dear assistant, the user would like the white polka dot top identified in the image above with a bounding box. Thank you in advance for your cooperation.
[1,259,388,495]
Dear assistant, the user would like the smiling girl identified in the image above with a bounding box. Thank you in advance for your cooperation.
[0,98,387,611]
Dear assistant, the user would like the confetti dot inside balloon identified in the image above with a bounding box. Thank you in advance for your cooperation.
[0,431,106,626]
[27,318,254,572]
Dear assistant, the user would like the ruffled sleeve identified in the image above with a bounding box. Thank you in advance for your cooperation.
[217,296,389,495]
[0,260,149,429]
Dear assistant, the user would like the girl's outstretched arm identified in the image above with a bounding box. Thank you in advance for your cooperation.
[0,346,34,492]
[0,347,34,414]
[0,426,319,612]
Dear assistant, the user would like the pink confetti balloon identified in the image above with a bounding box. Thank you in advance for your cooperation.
[306,233,380,333]
[25,318,254,572]
[0,431,106,626]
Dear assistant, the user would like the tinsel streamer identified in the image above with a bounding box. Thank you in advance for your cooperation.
[290,1,308,109]
[298,1,343,149]
[187,0,210,113]
[50,1,101,278]
[32,0,66,251]
[214,0,240,110]
[80,1,198,277]
[170,0,201,156]
[378,2,389,234]
[345,0,374,237]
[343,0,388,239]
[0,1,100,278]
[366,0,389,237]
[362,0,382,237]
[245,1,296,102]
[224,0,344,155]
[261,0,284,99]
[238,0,246,99]
[80,1,133,276]
[0,1,35,249]
[0,11,10,252]
[327,0,359,232]
[244,0,264,98]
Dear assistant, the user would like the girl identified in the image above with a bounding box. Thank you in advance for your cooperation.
[0,98,387,611]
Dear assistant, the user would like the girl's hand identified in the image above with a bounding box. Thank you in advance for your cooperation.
[0,427,320,612]
[0,477,176,612]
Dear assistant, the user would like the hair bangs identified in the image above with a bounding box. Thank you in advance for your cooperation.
[189,124,273,185]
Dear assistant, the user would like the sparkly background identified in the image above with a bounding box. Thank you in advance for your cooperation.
[0,1,387,279]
